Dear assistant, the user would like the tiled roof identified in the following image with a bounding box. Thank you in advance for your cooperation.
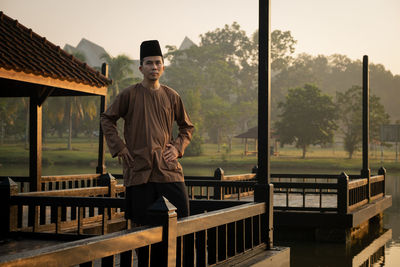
[0,11,111,89]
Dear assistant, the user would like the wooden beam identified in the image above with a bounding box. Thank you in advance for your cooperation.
[37,87,54,106]
[0,68,107,96]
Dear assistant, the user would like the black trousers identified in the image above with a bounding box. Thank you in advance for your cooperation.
[125,182,190,266]
[125,182,190,224]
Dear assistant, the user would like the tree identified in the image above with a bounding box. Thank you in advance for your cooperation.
[252,29,297,71]
[101,53,137,101]
[336,85,390,159]
[275,84,338,158]
[0,98,20,144]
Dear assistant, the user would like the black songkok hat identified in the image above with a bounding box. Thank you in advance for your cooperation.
[140,40,163,61]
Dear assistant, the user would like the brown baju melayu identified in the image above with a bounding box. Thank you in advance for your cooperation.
[100,83,194,187]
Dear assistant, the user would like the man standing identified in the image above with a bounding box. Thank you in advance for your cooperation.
[101,40,194,225]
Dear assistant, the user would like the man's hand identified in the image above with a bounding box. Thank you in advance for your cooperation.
[117,147,134,167]
[163,144,178,162]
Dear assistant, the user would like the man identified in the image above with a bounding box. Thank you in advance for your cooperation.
[101,40,194,226]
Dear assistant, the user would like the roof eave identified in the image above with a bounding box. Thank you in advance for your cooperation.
[0,67,107,96]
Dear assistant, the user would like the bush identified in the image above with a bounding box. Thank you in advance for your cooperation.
[184,133,203,156]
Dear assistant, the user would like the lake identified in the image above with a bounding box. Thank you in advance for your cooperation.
[0,164,399,266]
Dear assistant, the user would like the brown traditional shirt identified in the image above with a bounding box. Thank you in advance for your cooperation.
[100,83,194,187]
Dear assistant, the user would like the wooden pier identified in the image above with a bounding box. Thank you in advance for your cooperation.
[0,0,391,265]
[185,167,392,243]
[0,165,391,265]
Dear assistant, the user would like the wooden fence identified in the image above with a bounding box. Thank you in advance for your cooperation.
[0,197,268,267]
[185,167,387,214]
[0,174,105,193]
[0,174,126,236]
[0,167,386,238]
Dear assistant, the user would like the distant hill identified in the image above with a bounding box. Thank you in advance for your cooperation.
[63,38,141,78]
[179,36,197,50]
[63,37,195,80]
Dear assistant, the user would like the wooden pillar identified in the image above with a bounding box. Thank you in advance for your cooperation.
[147,196,177,267]
[29,94,42,192]
[255,0,273,249]
[255,0,271,197]
[213,168,224,200]
[378,167,386,196]
[96,63,108,174]
[337,172,349,214]
[0,178,18,237]
[361,55,371,201]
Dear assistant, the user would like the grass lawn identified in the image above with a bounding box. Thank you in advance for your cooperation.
[1,137,399,175]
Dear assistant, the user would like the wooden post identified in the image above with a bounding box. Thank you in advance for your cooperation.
[98,173,117,219]
[378,167,386,196]
[214,168,224,200]
[96,63,108,174]
[338,172,349,214]
[361,55,371,202]
[0,178,18,237]
[255,0,273,249]
[29,94,42,192]
[147,196,177,267]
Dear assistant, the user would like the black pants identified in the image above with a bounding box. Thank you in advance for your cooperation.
[125,182,190,266]
[125,182,190,225]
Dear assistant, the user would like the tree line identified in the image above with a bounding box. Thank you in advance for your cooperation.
[1,22,398,158]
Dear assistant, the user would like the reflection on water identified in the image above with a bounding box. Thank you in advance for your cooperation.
[277,174,400,267]
[1,165,399,266]
[278,229,391,267]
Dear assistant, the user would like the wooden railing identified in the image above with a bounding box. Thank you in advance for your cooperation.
[0,174,126,236]
[185,167,387,214]
[0,167,386,238]
[184,168,256,200]
[40,173,101,191]
[0,173,105,193]
[0,197,268,267]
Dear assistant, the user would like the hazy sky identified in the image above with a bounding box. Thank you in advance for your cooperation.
[2,0,400,75]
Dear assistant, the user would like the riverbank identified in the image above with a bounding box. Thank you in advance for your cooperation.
[1,142,399,175]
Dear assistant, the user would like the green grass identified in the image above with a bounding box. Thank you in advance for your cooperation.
[1,137,399,175]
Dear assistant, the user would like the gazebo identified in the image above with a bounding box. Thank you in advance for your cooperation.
[235,126,279,156]
[0,11,111,192]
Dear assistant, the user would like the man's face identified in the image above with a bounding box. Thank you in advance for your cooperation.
[139,56,164,81]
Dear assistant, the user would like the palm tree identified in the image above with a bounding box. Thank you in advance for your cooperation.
[101,53,137,101]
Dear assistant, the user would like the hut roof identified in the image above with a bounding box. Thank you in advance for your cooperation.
[235,126,278,139]
[235,126,258,139]
[0,11,111,97]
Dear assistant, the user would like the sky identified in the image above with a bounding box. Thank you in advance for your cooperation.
[2,0,400,75]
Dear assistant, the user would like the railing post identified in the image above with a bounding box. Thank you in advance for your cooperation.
[338,172,349,214]
[361,168,371,202]
[0,178,18,237]
[378,167,386,196]
[98,173,117,221]
[147,196,177,267]
[214,168,224,200]
[251,165,258,174]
